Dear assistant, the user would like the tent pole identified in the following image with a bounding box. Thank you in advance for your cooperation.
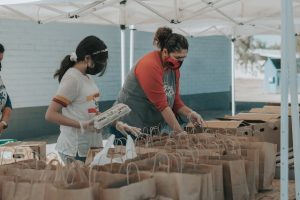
[120,0,126,86]
[231,37,235,116]
[129,25,135,70]
[280,0,290,199]
[120,26,126,86]
[285,0,300,199]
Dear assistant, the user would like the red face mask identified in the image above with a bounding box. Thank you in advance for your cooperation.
[164,56,183,70]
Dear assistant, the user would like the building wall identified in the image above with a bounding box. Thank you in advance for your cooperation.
[0,19,231,139]
[264,58,278,93]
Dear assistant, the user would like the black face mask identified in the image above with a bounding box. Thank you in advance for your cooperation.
[86,61,107,76]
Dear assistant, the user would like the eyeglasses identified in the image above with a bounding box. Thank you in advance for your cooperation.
[169,52,186,61]
[173,56,186,61]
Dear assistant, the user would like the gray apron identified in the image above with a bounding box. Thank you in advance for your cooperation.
[117,64,176,131]
[0,75,8,118]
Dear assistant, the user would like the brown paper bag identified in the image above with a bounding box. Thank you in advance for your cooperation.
[240,142,276,190]
[181,161,224,200]
[2,181,48,200]
[241,149,259,195]
[44,182,95,200]
[150,196,174,200]
[134,153,214,200]
[0,175,16,199]
[244,160,256,200]
[90,170,131,188]
[4,168,55,182]
[99,167,156,200]
[175,171,213,200]
[196,156,249,200]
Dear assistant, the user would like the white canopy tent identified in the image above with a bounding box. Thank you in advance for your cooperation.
[0,1,300,199]
[1,0,300,36]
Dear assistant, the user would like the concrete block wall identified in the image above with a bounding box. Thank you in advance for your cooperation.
[0,19,231,139]
[181,36,231,94]
[0,19,123,108]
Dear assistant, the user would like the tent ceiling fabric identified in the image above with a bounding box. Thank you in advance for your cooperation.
[0,0,300,37]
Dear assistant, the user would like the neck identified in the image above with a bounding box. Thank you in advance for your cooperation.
[73,62,87,75]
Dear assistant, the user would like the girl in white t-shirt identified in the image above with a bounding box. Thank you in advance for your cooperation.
[45,36,140,164]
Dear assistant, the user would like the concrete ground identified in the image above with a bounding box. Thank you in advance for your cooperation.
[256,180,295,200]
[235,78,300,103]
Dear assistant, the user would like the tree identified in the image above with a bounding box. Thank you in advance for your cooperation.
[234,36,266,73]
[235,36,300,76]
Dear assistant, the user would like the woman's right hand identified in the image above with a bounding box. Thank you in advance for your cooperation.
[79,120,100,133]
[116,121,141,137]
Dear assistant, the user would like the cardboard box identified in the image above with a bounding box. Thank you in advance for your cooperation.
[249,106,300,116]
[0,141,46,165]
[249,106,294,150]
[224,113,280,122]
[223,113,281,151]
[202,120,254,136]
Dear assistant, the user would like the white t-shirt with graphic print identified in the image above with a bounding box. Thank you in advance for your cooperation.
[54,68,103,157]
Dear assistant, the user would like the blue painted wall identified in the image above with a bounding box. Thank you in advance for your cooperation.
[264,58,279,93]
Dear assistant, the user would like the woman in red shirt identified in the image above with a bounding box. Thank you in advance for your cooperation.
[113,27,204,140]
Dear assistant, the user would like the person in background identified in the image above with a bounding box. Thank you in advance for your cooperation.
[0,43,12,134]
[112,27,204,141]
[45,36,140,164]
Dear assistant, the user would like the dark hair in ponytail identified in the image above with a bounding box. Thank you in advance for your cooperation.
[54,55,75,82]
[54,35,108,82]
[0,43,4,53]
[153,27,189,53]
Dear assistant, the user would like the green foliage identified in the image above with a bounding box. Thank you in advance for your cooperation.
[234,36,266,71]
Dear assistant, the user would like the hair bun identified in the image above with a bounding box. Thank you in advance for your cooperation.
[153,27,173,50]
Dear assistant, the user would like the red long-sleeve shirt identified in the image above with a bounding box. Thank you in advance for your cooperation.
[134,51,184,112]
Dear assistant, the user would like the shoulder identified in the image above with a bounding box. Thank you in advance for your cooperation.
[64,68,79,77]
[139,51,160,64]
[60,68,80,82]
[136,51,162,73]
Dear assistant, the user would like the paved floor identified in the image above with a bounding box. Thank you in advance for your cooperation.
[256,180,295,200]
[235,78,300,103]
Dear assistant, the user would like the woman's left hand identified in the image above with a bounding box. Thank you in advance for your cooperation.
[188,111,204,126]
[79,120,101,133]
